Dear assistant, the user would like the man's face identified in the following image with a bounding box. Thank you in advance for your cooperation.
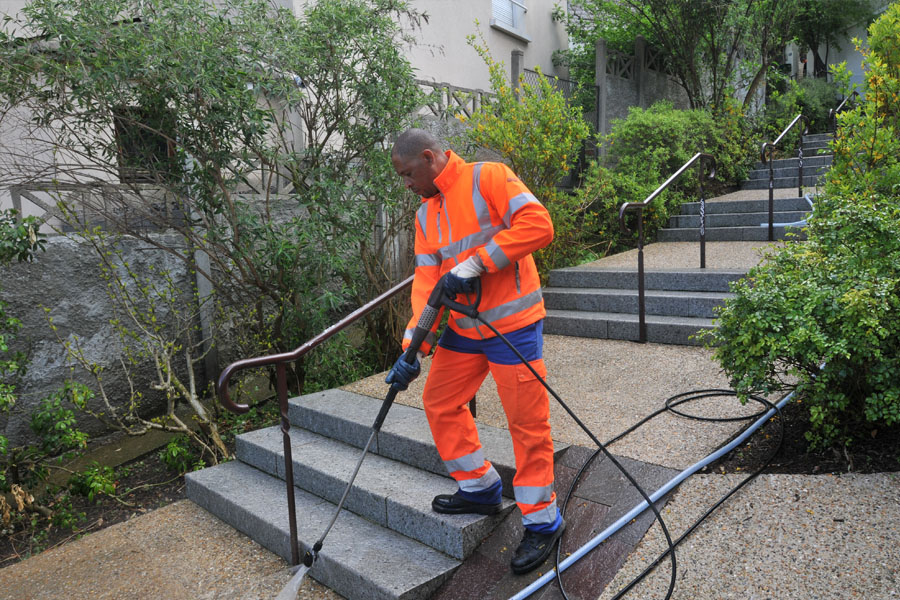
[392,150,440,198]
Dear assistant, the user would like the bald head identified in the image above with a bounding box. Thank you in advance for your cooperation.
[392,128,444,160]
[391,128,449,198]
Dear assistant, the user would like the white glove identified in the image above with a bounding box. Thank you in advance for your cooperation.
[450,255,485,279]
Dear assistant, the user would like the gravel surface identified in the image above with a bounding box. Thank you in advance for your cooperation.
[0,500,343,600]
[597,473,900,600]
[344,335,765,471]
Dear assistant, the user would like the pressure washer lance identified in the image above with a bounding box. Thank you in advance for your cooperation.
[276,275,481,597]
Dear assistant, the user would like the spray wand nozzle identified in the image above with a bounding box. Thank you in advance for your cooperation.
[302,541,322,567]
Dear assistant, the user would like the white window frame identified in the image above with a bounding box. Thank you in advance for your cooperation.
[491,0,531,43]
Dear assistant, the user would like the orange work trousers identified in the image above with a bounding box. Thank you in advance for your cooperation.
[422,346,558,529]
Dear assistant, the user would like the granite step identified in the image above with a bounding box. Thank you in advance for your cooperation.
[543,308,713,345]
[235,425,516,560]
[186,461,459,600]
[547,267,746,293]
[668,210,809,229]
[284,389,571,497]
[657,224,807,242]
[740,174,824,190]
[543,287,733,319]
[678,196,812,215]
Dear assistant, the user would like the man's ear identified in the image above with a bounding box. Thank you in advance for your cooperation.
[421,149,436,165]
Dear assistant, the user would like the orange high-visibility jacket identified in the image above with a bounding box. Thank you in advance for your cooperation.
[402,151,554,354]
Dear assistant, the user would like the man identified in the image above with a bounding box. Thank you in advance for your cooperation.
[386,128,563,575]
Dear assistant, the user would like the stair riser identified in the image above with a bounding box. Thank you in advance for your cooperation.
[747,166,830,180]
[543,313,711,346]
[543,290,729,319]
[669,211,808,229]
[657,226,807,242]
[740,176,823,190]
[547,269,744,292]
[678,198,810,215]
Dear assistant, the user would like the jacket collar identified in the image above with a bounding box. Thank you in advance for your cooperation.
[426,150,465,202]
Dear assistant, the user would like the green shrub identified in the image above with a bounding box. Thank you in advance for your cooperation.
[705,5,900,449]
[605,100,753,190]
[459,30,594,277]
[158,435,205,474]
[68,462,117,503]
[766,76,842,136]
[594,100,752,248]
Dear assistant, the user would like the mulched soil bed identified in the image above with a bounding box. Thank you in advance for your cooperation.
[715,399,900,475]
[0,453,185,568]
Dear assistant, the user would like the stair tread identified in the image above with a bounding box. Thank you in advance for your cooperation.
[544,287,734,299]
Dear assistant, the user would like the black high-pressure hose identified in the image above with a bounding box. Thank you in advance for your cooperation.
[552,390,783,600]
[467,301,786,600]
[467,314,678,600]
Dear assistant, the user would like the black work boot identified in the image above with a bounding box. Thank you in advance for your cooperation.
[510,520,566,575]
[432,491,502,515]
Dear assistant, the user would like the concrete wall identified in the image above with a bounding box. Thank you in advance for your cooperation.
[596,37,691,140]
[0,233,196,447]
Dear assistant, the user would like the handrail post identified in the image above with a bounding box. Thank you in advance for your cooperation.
[699,163,706,269]
[277,362,301,566]
[767,146,775,242]
[797,115,809,198]
[637,214,646,343]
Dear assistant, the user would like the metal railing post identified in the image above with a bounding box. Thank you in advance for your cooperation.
[767,146,775,241]
[761,113,808,242]
[619,152,714,344]
[636,214,646,343]
[277,362,300,565]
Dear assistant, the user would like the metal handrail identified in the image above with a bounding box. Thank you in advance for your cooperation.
[760,113,809,241]
[828,90,859,132]
[216,274,414,565]
[618,152,716,343]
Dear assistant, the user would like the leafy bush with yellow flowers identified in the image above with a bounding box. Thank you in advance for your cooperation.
[459,31,595,277]
[705,4,900,450]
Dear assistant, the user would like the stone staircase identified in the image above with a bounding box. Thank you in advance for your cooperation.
[543,132,832,345]
[186,389,529,600]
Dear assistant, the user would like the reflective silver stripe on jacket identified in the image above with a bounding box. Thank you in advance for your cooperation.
[483,238,511,270]
[455,288,543,330]
[403,328,436,347]
[502,192,540,227]
[438,224,505,261]
[444,448,485,474]
[521,498,558,526]
[457,465,502,493]
[471,163,494,230]
[416,203,429,237]
[415,252,442,267]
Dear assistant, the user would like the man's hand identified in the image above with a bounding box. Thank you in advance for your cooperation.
[444,255,484,298]
[385,354,421,391]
